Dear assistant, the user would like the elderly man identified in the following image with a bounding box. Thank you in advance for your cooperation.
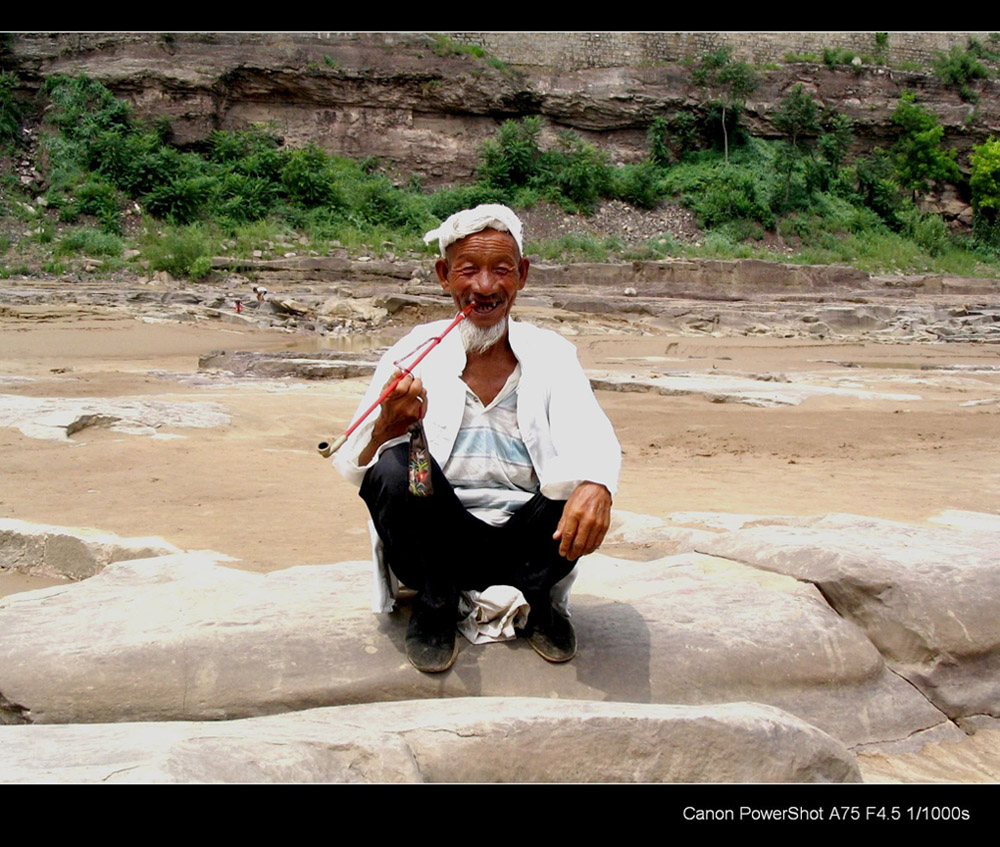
[334,204,621,673]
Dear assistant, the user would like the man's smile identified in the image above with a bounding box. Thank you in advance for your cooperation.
[468,294,506,316]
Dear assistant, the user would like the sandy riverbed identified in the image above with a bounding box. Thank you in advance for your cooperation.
[1,303,999,782]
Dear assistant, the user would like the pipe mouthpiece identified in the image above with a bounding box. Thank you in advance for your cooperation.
[317,434,347,458]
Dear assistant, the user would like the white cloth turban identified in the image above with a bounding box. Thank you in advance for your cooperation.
[423,203,524,257]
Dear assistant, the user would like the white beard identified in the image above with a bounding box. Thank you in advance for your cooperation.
[460,315,508,354]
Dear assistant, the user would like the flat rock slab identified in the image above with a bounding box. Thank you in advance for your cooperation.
[588,371,921,408]
[0,519,181,580]
[0,546,949,749]
[697,513,1000,720]
[0,697,859,783]
[198,349,378,381]
[0,394,231,441]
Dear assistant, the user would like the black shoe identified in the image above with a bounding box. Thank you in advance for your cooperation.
[526,606,577,663]
[405,598,458,673]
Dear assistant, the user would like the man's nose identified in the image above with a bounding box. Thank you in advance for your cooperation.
[470,270,498,292]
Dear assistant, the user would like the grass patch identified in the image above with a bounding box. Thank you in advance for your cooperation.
[55,227,123,257]
[528,232,626,263]
[429,34,509,72]
[784,52,821,63]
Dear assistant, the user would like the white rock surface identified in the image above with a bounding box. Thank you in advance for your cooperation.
[0,394,231,441]
[0,542,950,749]
[697,513,1000,720]
[0,697,860,783]
[588,371,921,407]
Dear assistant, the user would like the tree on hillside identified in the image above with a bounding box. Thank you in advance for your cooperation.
[890,91,960,200]
[773,84,820,153]
[692,46,758,163]
[772,84,821,206]
[970,137,1000,245]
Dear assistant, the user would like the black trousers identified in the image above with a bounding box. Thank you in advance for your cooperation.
[359,443,576,613]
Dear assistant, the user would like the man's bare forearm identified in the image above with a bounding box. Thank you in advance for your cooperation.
[358,420,397,466]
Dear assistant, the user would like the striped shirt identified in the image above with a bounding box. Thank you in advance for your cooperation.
[442,363,539,526]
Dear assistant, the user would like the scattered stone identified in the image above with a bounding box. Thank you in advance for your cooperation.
[318,297,388,322]
[272,298,311,315]
[372,293,439,314]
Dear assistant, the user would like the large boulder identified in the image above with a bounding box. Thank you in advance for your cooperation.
[697,513,1000,721]
[0,697,860,783]
[0,544,950,749]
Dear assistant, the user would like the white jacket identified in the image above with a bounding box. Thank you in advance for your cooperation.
[333,318,621,500]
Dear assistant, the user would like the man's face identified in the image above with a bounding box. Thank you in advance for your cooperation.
[435,229,529,331]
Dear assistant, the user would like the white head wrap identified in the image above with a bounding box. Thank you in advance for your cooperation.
[423,203,524,258]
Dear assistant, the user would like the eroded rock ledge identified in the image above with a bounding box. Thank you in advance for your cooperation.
[3,510,998,777]
[0,698,859,784]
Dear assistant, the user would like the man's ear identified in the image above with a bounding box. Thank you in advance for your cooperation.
[435,257,449,288]
[517,257,529,289]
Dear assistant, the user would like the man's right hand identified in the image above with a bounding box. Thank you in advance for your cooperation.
[358,370,427,465]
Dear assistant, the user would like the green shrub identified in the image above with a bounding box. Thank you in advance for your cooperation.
[665,113,701,162]
[933,42,990,101]
[478,117,543,190]
[42,74,132,143]
[209,126,283,173]
[281,144,340,207]
[874,33,890,63]
[677,163,775,229]
[0,71,22,148]
[902,209,951,257]
[647,116,671,167]
[612,161,663,209]
[353,176,428,232]
[141,223,214,279]
[71,178,122,233]
[823,46,857,67]
[143,175,216,224]
[890,91,960,196]
[854,149,904,226]
[546,132,612,214]
[970,137,1000,244]
[215,172,277,224]
[428,184,514,219]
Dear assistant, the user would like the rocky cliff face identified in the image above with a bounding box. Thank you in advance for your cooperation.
[6,32,998,184]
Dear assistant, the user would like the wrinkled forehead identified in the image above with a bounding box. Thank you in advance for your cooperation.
[445,228,521,262]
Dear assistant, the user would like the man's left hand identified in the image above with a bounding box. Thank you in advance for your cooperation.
[553,482,612,560]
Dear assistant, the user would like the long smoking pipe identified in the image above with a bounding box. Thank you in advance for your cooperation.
[317,303,475,457]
